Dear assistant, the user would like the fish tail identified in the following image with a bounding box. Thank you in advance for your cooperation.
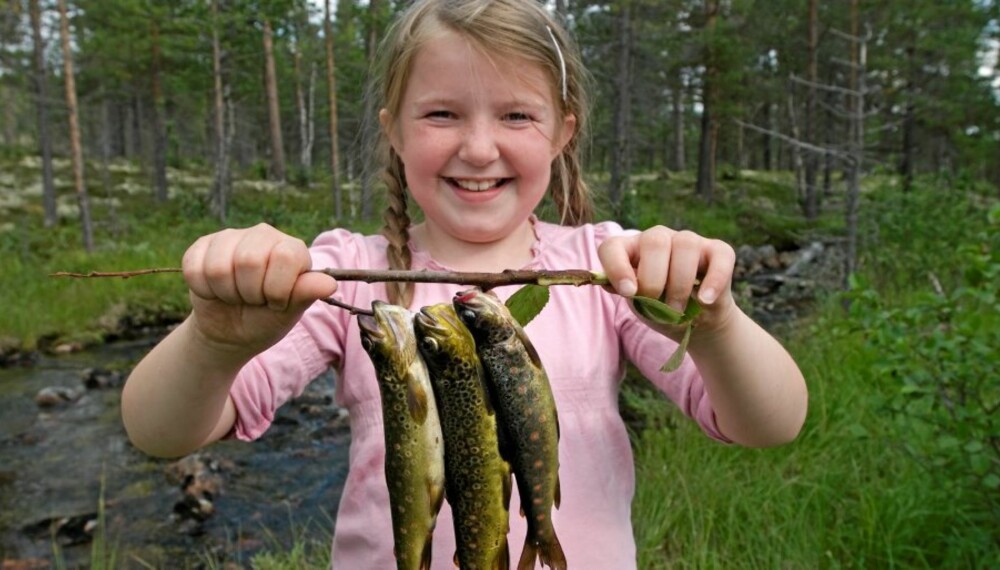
[517,534,567,570]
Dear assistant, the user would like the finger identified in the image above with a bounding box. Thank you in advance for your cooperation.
[232,230,275,307]
[635,226,674,300]
[597,235,640,297]
[697,239,736,306]
[290,272,339,309]
[261,236,311,311]
[664,230,702,312]
[201,229,242,304]
[182,234,214,301]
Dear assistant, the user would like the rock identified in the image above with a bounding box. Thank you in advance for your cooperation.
[21,512,98,546]
[51,342,84,355]
[34,386,83,407]
[165,453,234,524]
[80,367,125,389]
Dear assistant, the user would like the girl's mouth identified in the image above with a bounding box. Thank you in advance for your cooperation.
[447,178,511,192]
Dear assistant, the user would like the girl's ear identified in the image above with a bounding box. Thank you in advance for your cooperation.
[552,113,577,158]
[379,108,401,151]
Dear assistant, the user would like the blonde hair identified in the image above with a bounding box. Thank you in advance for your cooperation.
[364,0,593,306]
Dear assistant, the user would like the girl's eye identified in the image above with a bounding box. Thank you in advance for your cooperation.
[504,112,532,123]
[426,110,454,119]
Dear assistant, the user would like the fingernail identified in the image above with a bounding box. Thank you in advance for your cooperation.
[699,287,717,304]
[617,279,637,297]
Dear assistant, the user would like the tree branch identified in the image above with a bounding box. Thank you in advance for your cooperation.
[52,267,610,289]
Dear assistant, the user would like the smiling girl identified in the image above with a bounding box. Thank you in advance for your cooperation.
[121,1,807,568]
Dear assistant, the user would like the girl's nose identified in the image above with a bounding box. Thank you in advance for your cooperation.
[458,120,500,166]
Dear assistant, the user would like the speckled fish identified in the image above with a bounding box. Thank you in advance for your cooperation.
[358,300,446,570]
[453,289,566,570]
[413,302,512,570]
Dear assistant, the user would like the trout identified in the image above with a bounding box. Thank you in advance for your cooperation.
[413,302,512,570]
[453,289,566,570]
[358,301,446,570]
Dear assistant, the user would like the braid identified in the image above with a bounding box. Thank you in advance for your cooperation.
[552,138,593,226]
[380,154,415,307]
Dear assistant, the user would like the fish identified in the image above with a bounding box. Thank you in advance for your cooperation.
[413,302,512,570]
[358,300,446,570]
[453,289,566,570]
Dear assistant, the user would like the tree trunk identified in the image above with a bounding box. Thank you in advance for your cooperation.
[762,101,773,170]
[263,18,286,183]
[324,0,342,220]
[57,0,94,252]
[671,77,685,171]
[787,90,806,208]
[292,29,314,173]
[29,0,57,228]
[359,0,384,219]
[608,0,632,216]
[844,0,864,290]
[900,47,916,193]
[150,19,169,203]
[803,0,820,219]
[553,0,568,27]
[696,104,718,202]
[695,0,719,202]
[211,0,231,222]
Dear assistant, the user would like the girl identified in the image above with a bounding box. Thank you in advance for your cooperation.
[121,0,808,568]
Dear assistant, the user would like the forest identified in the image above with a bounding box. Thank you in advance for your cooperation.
[1,0,999,568]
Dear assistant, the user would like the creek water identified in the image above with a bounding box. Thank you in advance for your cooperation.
[0,336,350,568]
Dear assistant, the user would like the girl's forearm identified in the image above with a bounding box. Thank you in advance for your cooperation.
[687,310,808,447]
[121,316,244,458]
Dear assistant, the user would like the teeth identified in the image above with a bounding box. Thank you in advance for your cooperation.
[453,178,501,192]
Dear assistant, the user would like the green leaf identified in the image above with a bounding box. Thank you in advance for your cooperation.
[505,284,550,327]
[983,474,1000,490]
[660,320,693,372]
[630,295,702,373]
[632,296,687,325]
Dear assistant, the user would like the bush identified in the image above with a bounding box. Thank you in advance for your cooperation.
[846,203,1000,561]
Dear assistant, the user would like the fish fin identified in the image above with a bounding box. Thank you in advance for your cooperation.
[406,378,429,424]
[453,551,461,568]
[502,464,513,512]
[517,540,538,570]
[420,531,434,570]
[514,326,544,369]
[554,475,562,509]
[428,477,445,516]
[496,535,511,570]
[539,534,568,570]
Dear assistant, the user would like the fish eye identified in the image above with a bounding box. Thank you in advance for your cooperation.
[421,337,439,353]
[459,309,476,324]
[360,337,373,352]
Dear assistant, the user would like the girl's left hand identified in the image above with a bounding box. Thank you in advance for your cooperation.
[597,225,738,337]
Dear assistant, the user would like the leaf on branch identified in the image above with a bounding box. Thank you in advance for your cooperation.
[629,295,703,373]
[505,284,550,328]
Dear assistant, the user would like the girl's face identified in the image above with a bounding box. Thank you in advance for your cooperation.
[381,30,575,253]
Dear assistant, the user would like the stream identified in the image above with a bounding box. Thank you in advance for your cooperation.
[0,335,350,569]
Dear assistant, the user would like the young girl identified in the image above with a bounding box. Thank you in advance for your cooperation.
[121,0,808,568]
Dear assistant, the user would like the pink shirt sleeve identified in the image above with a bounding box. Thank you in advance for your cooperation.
[228,228,371,441]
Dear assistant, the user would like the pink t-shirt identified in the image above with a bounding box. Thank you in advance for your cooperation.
[229,218,730,569]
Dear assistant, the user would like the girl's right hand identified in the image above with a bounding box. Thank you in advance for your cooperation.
[181,223,338,358]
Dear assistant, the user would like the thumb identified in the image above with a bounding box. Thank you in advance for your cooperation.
[288,272,339,309]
